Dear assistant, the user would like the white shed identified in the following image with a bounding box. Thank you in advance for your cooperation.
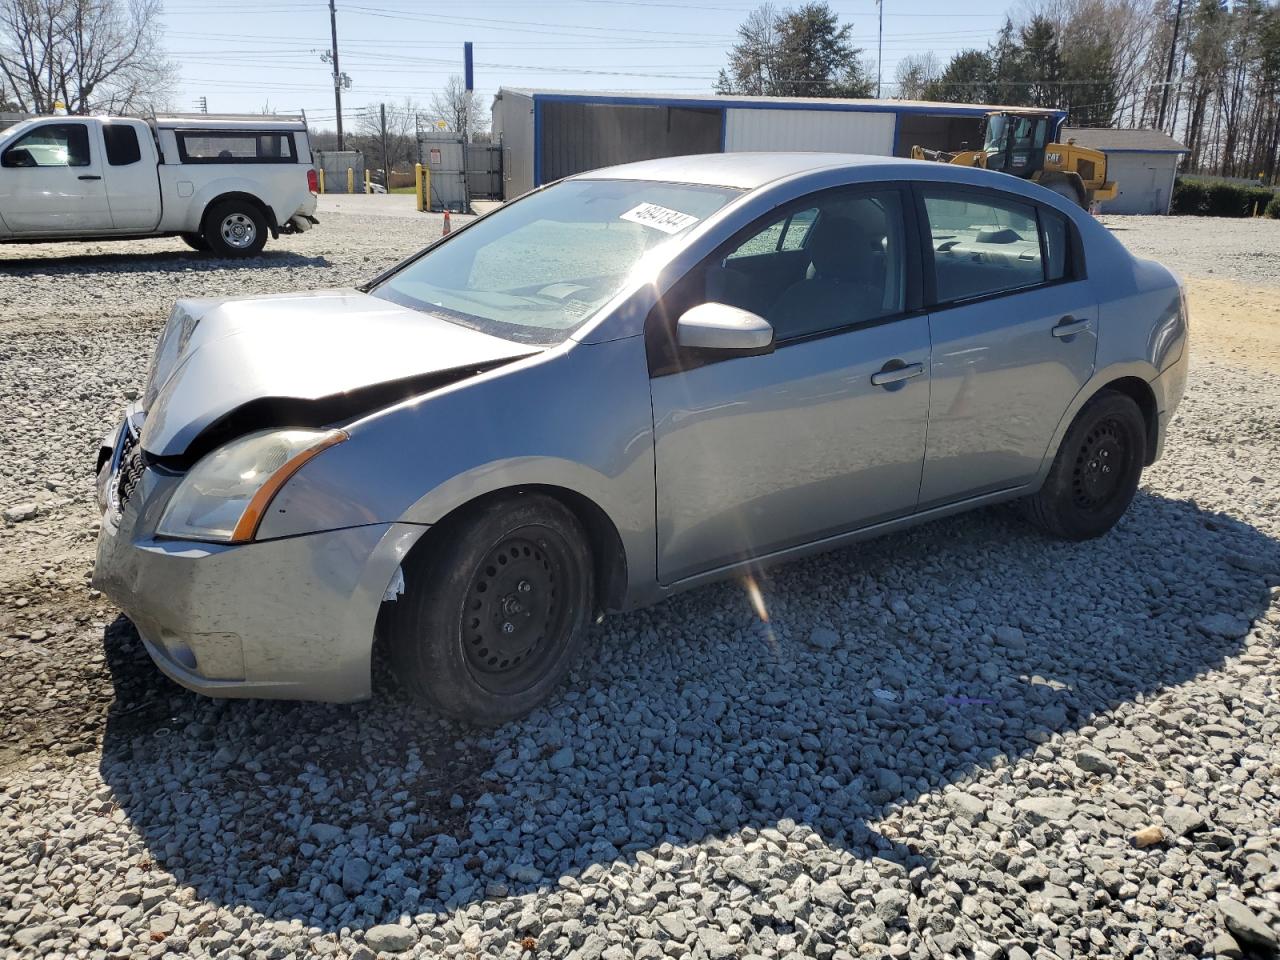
[1061,127,1187,215]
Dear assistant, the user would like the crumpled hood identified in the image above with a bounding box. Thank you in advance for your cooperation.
[139,289,536,457]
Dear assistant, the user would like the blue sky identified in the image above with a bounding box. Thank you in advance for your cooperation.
[161,0,1015,129]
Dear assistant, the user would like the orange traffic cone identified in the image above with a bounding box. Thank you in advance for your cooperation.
[443,209,452,235]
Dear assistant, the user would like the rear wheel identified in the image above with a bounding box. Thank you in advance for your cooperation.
[202,199,268,257]
[386,494,594,725]
[180,232,208,251]
[1025,391,1146,540]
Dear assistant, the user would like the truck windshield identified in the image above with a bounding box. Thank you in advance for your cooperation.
[984,115,1049,175]
[371,179,742,345]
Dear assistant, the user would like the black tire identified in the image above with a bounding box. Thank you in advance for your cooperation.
[386,493,594,725]
[180,232,209,252]
[1025,391,1146,540]
[201,199,268,257]
[1043,179,1086,209]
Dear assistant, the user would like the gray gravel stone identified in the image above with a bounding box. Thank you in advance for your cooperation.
[364,923,416,952]
[808,626,839,651]
[1217,898,1278,950]
[1074,748,1117,776]
[1163,805,1206,837]
[1014,796,1076,826]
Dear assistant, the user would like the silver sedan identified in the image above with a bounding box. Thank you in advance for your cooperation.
[93,153,1189,723]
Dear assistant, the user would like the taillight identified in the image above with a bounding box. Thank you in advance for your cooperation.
[307,168,319,193]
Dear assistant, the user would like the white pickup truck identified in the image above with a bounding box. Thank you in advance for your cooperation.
[0,114,318,257]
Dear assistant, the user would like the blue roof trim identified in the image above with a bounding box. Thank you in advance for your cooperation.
[529,91,1066,122]
[1097,147,1188,155]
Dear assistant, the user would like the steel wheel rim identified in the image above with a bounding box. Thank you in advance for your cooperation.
[220,213,257,249]
[459,528,572,696]
[1072,416,1129,510]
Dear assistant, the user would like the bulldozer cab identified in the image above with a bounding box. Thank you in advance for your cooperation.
[981,111,1057,178]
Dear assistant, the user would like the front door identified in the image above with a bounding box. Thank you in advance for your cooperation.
[650,185,931,584]
[0,121,113,234]
[916,186,1097,508]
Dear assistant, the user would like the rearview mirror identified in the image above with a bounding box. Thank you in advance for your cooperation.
[676,302,774,355]
[1,148,36,168]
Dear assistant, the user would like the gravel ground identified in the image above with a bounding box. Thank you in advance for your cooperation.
[2,211,1279,960]
[1096,215,1280,289]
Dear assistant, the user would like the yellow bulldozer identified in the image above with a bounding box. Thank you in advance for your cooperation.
[911,108,1117,209]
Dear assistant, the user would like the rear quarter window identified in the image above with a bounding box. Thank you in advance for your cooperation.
[103,124,142,166]
[176,131,297,164]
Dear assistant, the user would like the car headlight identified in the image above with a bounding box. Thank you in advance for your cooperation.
[157,428,347,543]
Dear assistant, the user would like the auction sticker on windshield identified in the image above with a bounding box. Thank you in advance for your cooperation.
[620,203,700,234]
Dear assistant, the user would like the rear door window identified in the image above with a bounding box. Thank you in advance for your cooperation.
[176,131,296,163]
[103,124,142,166]
[921,190,1044,303]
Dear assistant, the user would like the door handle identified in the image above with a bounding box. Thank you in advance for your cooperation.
[1051,316,1090,338]
[870,361,925,386]
[78,174,102,181]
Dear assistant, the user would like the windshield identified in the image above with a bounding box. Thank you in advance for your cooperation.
[372,179,742,345]
[984,114,1049,173]
[982,114,1010,156]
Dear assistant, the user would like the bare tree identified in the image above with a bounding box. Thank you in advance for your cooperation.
[353,97,423,175]
[894,51,940,100]
[428,75,482,140]
[0,0,172,115]
[715,4,780,95]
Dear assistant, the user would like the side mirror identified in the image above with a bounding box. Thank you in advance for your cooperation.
[1,148,36,168]
[676,302,774,355]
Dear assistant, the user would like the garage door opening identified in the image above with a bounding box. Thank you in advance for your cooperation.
[539,102,722,183]
[894,114,985,157]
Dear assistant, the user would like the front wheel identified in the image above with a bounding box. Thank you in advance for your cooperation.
[202,200,268,257]
[180,232,209,251]
[1025,391,1146,540]
[386,494,595,725]
[1043,179,1086,209]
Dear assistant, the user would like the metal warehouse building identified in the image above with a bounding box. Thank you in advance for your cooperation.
[491,88,1066,201]
[1061,127,1187,215]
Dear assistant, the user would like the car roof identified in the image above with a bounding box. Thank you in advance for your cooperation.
[574,152,1003,192]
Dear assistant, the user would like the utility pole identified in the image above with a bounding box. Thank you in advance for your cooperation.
[329,0,344,149]
[876,0,883,98]
[1157,0,1184,132]
[195,96,207,114]
[380,102,389,188]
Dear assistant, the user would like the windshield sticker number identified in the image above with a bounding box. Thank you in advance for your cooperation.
[620,202,699,235]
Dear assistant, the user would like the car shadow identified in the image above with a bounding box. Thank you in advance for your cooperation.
[0,248,330,274]
[98,489,1278,936]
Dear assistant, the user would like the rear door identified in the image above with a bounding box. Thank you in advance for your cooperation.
[101,119,162,231]
[650,185,932,583]
[915,185,1097,508]
[0,120,113,234]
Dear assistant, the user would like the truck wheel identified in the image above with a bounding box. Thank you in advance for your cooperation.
[1024,391,1146,541]
[385,494,594,725]
[202,200,268,257]
[181,232,209,252]
[1044,180,1086,209]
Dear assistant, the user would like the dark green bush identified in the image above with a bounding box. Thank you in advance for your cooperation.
[1266,195,1280,219]
[1173,177,1277,217]
[1171,178,1206,214]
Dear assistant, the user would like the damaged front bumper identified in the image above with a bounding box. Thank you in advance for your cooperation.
[92,416,427,702]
